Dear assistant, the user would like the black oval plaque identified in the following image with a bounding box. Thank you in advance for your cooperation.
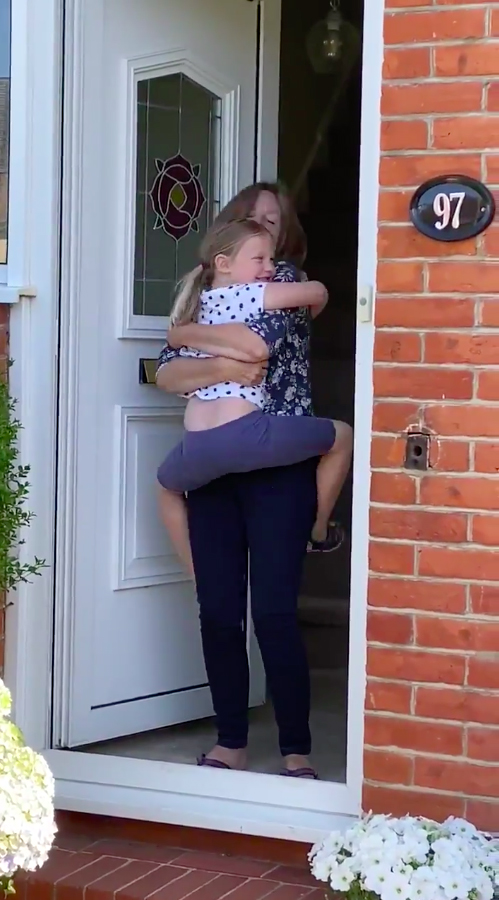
[410,175,495,242]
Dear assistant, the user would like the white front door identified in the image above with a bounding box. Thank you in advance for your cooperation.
[54,0,264,748]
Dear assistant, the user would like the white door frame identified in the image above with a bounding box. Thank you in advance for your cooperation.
[5,0,384,843]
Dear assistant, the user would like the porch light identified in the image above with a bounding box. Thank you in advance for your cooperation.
[306,0,344,74]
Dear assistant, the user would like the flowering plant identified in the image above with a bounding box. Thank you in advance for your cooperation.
[0,679,56,895]
[309,813,498,900]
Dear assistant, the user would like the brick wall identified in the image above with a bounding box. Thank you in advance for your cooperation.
[364,1,499,832]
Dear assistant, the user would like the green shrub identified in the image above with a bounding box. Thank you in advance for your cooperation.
[0,364,45,597]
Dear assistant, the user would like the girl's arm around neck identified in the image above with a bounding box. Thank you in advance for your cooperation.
[263,281,328,312]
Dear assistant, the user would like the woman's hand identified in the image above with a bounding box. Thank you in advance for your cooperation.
[224,358,268,386]
[156,356,268,395]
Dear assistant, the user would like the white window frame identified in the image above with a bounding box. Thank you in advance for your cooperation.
[4,0,384,843]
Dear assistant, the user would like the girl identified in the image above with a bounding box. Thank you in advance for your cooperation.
[157,217,343,577]
[156,182,352,777]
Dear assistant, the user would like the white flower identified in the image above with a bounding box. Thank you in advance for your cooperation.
[0,678,56,894]
[309,812,499,900]
[379,871,412,900]
[329,860,356,892]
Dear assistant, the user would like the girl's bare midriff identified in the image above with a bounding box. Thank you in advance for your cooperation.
[183,395,259,431]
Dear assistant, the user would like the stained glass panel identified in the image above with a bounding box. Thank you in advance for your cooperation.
[0,0,11,265]
[133,72,221,317]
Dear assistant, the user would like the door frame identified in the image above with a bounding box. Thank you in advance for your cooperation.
[5,0,385,843]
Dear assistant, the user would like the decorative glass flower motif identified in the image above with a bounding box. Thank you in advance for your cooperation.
[149,153,206,241]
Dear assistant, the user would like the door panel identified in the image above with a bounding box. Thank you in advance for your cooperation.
[59,0,263,747]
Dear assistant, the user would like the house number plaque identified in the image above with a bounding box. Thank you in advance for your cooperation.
[409,175,495,242]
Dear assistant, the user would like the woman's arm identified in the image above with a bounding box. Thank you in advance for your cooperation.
[263,281,328,311]
[156,354,268,395]
[167,323,268,362]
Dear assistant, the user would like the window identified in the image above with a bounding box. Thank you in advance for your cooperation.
[133,72,221,317]
[0,0,10,265]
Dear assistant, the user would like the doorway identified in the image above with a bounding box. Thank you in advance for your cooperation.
[68,0,364,785]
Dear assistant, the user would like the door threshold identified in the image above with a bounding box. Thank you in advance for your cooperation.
[45,749,358,843]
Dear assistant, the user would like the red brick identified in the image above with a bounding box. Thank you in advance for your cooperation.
[424,405,499,438]
[370,435,406,468]
[468,657,499,691]
[466,799,499,833]
[116,866,195,900]
[385,0,431,7]
[54,856,130,900]
[172,854,274,879]
[493,8,499,37]
[435,43,499,77]
[377,262,424,293]
[378,191,413,223]
[363,749,413,786]
[382,82,482,116]
[467,727,499,763]
[472,514,499,546]
[380,120,428,152]
[415,617,499,653]
[362,784,465,820]
[265,888,318,900]
[477,371,499,401]
[373,366,472,400]
[486,155,499,183]
[415,758,499,798]
[86,862,166,900]
[369,541,415,575]
[265,869,317,888]
[487,82,499,113]
[146,872,222,900]
[365,714,463,756]
[365,679,412,714]
[480,299,499,326]
[419,546,499,581]
[375,297,474,329]
[370,508,467,543]
[382,47,431,80]
[374,331,422,362]
[379,225,476,259]
[368,577,466,614]
[470,584,499,616]
[367,647,466,685]
[433,116,499,150]
[89,841,182,865]
[416,687,499,726]
[428,262,499,293]
[379,154,481,187]
[430,439,470,473]
[483,226,499,257]
[420,474,499,510]
[372,401,421,433]
[384,9,486,44]
[371,471,417,504]
[367,609,414,645]
[425,333,499,365]
[474,442,499,473]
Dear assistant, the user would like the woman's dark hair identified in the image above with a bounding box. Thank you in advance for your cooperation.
[214,181,307,267]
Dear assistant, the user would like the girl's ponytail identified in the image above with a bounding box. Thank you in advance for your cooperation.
[170,265,206,326]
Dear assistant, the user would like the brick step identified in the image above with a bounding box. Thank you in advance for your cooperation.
[16,826,318,900]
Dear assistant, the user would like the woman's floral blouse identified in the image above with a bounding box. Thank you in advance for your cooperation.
[156,260,313,417]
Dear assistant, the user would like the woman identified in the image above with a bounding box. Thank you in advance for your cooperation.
[156,183,352,777]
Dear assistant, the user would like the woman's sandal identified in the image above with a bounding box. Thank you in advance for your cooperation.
[197,753,234,770]
[280,767,318,779]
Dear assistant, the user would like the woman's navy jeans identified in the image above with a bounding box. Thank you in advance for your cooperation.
[186,458,317,757]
